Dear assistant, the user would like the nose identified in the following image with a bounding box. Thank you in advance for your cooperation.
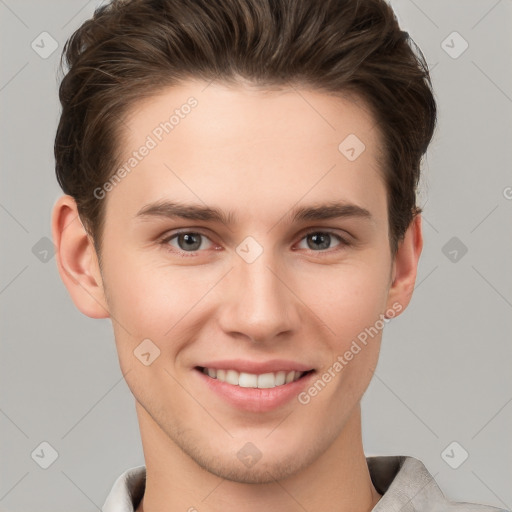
[216,247,300,344]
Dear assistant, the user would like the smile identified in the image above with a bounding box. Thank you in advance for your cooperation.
[198,367,311,389]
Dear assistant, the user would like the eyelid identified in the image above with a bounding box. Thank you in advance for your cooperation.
[295,226,353,243]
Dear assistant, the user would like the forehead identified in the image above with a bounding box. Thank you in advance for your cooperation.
[106,80,387,229]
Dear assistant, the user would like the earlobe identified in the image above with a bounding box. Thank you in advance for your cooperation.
[51,195,110,319]
[386,214,423,315]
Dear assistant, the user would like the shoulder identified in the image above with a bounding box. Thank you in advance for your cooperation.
[367,455,508,512]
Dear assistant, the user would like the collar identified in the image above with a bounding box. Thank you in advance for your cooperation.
[101,455,505,512]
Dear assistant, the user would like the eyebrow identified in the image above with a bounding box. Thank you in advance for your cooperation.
[134,200,373,226]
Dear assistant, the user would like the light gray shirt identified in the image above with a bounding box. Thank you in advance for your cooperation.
[101,455,508,512]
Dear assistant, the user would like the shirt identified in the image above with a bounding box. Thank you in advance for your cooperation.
[101,455,508,512]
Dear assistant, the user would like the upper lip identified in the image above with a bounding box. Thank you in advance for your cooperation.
[196,359,314,374]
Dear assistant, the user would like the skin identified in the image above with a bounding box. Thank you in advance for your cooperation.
[52,80,422,512]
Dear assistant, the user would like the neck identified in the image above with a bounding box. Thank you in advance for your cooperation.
[135,401,381,512]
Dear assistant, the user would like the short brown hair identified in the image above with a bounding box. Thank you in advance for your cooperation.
[55,0,436,258]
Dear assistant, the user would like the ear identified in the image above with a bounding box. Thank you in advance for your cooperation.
[385,214,423,315]
[51,195,110,319]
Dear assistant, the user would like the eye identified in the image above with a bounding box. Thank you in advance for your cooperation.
[162,231,215,253]
[296,230,349,252]
[159,228,351,257]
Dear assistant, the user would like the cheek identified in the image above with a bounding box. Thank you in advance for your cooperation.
[298,260,391,342]
[105,256,197,328]
[104,256,220,365]
[296,260,389,398]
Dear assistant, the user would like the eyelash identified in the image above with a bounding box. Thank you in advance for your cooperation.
[159,229,352,257]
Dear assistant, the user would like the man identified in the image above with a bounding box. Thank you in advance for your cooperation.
[51,0,507,510]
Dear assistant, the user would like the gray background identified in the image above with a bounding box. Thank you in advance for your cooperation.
[1,0,511,511]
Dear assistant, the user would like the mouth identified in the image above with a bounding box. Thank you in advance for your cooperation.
[195,366,315,389]
[193,364,316,412]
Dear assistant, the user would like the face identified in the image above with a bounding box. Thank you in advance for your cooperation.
[95,81,401,483]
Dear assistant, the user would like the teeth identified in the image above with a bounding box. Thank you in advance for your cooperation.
[202,367,306,388]
[225,369,239,386]
[239,372,258,388]
[257,372,276,389]
[274,371,286,386]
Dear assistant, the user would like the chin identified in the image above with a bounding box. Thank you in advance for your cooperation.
[192,450,309,484]
[173,426,328,485]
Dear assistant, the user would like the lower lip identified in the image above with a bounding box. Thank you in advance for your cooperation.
[194,368,316,413]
